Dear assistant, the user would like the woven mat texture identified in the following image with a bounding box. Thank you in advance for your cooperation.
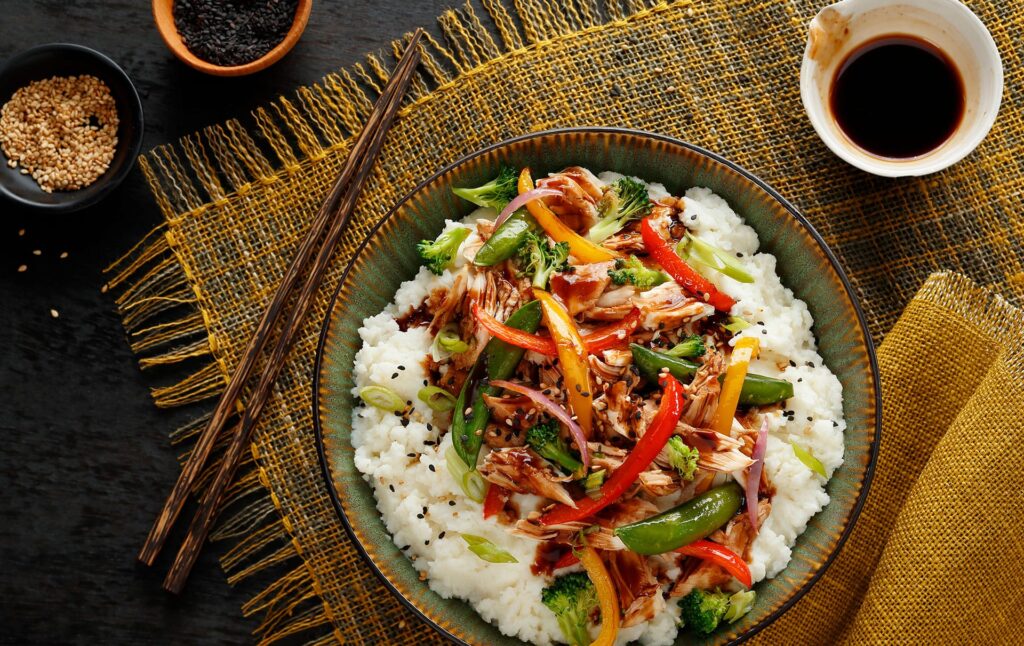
[106,0,1024,643]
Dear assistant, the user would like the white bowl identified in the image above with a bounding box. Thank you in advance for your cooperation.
[800,0,1003,177]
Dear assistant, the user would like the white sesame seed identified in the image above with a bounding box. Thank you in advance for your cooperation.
[50,309,59,318]
[59,251,68,259]
[17,264,27,273]
[32,249,41,256]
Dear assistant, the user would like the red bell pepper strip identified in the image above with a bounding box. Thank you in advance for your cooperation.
[640,218,735,312]
[472,303,641,357]
[553,550,580,570]
[483,483,510,519]
[675,539,753,588]
[539,375,685,526]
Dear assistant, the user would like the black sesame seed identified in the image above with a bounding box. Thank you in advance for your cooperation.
[806,361,815,368]
[438,531,446,539]
[789,360,796,367]
[690,214,697,220]
[398,365,406,370]
[807,416,813,421]
[797,378,803,382]
[416,513,424,519]
[388,484,395,492]
[424,540,430,546]
[407,452,416,458]
[391,372,399,379]
[428,464,436,472]
[401,545,411,551]
[449,500,456,506]
[761,329,767,335]
[832,421,839,427]
[400,418,410,427]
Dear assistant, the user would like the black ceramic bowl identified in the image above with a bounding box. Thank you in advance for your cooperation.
[0,43,144,213]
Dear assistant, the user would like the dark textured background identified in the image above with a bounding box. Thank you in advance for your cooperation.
[0,1,448,643]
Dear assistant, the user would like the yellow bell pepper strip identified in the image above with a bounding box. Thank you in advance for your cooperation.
[711,337,760,434]
[518,168,618,263]
[534,289,593,437]
[577,543,620,646]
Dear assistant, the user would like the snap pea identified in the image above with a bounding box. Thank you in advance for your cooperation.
[452,300,542,467]
[473,210,537,266]
[614,483,743,555]
[630,344,793,406]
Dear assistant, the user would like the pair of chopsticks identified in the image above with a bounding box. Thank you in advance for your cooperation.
[139,29,424,594]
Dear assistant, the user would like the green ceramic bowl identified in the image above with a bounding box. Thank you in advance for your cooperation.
[314,128,880,645]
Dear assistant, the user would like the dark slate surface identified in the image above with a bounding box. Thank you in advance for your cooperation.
[0,1,449,643]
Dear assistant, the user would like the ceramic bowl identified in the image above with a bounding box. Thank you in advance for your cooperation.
[152,0,312,77]
[0,43,144,213]
[314,128,881,644]
[800,0,1003,177]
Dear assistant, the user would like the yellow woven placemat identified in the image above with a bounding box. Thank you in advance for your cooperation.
[105,0,1024,643]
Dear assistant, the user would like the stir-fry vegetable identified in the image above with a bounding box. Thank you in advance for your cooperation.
[535,289,593,437]
[446,446,487,503]
[675,539,752,588]
[712,337,760,434]
[746,418,768,530]
[473,210,537,266]
[417,386,456,412]
[490,380,590,472]
[677,232,755,283]
[587,176,652,243]
[452,166,518,211]
[664,334,706,358]
[496,187,561,228]
[583,469,606,495]
[666,435,699,481]
[640,217,735,312]
[614,483,742,555]
[723,590,756,624]
[473,303,641,356]
[417,226,470,275]
[517,231,570,289]
[435,324,469,353]
[519,168,617,263]
[791,441,828,478]
[358,385,406,412]
[679,589,730,635]
[483,483,510,519]
[452,301,542,468]
[526,419,584,477]
[540,375,685,526]
[724,316,751,333]
[577,544,620,646]
[630,344,794,406]
[460,534,519,563]
[607,254,669,289]
[541,572,599,646]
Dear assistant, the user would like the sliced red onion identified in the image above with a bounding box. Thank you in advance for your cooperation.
[494,188,560,228]
[747,417,768,531]
[490,379,589,470]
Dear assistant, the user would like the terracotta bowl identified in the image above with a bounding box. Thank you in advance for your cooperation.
[314,128,881,644]
[152,0,312,77]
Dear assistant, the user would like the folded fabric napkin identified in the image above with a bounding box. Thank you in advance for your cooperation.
[756,271,1024,644]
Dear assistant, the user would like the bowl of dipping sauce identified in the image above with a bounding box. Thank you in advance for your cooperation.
[153,0,313,77]
[0,43,144,213]
[800,0,1003,177]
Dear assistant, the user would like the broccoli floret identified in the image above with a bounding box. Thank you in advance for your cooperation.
[608,255,669,289]
[679,588,730,635]
[526,420,583,477]
[667,436,699,481]
[665,335,706,358]
[452,166,518,211]
[417,227,471,275]
[517,231,570,289]
[587,177,652,242]
[541,572,599,646]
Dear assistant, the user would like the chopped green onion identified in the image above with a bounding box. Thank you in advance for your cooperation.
[437,324,470,353]
[446,446,486,503]
[724,590,756,623]
[724,316,751,333]
[418,386,456,412]
[677,233,755,283]
[583,469,606,497]
[358,385,406,412]
[791,442,827,478]
[664,335,706,358]
[460,534,519,563]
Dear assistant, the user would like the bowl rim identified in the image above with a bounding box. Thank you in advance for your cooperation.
[0,42,145,213]
[151,0,313,77]
[312,126,882,645]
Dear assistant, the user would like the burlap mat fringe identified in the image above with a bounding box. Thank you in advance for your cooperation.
[105,3,681,641]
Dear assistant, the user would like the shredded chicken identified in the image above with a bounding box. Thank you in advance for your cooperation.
[550,261,614,316]
[633,282,715,331]
[479,448,576,508]
[538,172,600,231]
[585,285,637,321]
[680,350,724,428]
[638,469,679,497]
[593,380,639,440]
[603,550,666,627]
[454,272,520,370]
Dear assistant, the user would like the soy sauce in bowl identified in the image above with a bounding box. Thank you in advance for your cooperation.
[830,35,965,159]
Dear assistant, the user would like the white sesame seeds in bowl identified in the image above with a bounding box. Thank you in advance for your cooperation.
[0,44,144,213]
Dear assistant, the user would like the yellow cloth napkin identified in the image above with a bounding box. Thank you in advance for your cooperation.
[755,271,1024,644]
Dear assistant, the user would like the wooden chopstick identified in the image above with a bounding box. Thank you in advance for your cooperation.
[138,30,422,586]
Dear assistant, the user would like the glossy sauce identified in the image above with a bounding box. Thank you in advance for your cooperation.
[830,35,965,158]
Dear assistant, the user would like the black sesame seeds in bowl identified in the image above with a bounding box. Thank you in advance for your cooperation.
[153,0,313,77]
[0,44,144,213]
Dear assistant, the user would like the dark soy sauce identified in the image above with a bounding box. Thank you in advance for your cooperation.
[830,35,965,159]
